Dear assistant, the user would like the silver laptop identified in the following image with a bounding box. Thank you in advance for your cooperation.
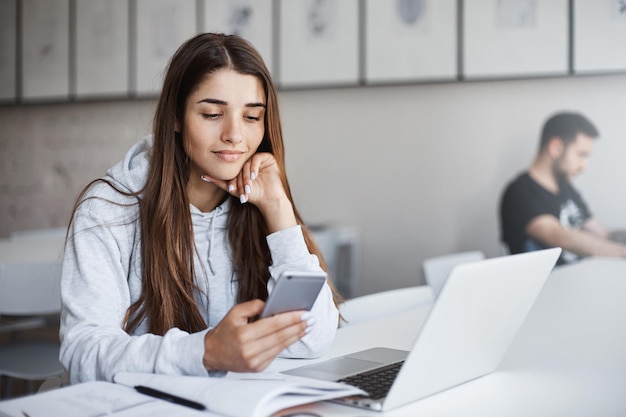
[283,247,561,411]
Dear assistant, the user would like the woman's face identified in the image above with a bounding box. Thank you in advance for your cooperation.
[182,68,266,182]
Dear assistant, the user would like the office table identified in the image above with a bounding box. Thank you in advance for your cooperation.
[0,236,65,264]
[269,257,626,416]
[0,234,65,308]
[1,257,624,416]
[0,235,64,313]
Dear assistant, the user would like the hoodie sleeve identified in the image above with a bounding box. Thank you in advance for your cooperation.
[266,225,339,358]
[60,201,210,384]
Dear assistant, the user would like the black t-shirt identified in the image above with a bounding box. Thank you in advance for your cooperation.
[499,172,592,265]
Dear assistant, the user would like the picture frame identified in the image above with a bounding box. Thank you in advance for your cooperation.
[278,0,360,88]
[21,0,70,101]
[573,0,626,74]
[201,0,274,75]
[0,0,17,101]
[4,0,623,105]
[75,0,129,99]
[462,0,569,79]
[134,0,197,96]
[364,0,457,84]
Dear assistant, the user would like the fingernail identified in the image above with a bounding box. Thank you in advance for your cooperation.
[228,184,235,192]
[250,172,257,180]
[239,194,246,204]
[306,317,316,327]
[305,325,313,334]
[245,184,251,194]
[200,176,211,183]
[300,312,313,321]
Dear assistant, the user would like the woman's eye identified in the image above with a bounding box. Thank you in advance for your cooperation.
[245,115,261,121]
[202,113,220,119]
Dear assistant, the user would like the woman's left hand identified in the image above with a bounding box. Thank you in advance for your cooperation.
[202,152,297,232]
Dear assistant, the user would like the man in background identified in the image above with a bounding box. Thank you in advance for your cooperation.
[500,111,626,265]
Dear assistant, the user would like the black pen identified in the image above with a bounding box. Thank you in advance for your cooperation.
[134,385,206,411]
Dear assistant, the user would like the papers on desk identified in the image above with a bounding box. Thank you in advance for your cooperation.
[0,381,205,417]
[114,371,364,417]
[0,372,363,417]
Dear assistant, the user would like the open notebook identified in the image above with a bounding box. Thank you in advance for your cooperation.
[0,373,365,417]
[284,248,561,411]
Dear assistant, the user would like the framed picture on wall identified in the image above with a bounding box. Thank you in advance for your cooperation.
[202,0,274,75]
[75,0,129,99]
[134,0,197,96]
[21,0,70,101]
[364,0,457,84]
[462,0,569,79]
[0,0,17,101]
[278,0,360,88]
[573,0,626,74]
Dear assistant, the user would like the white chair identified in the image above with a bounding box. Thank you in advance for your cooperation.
[0,261,65,398]
[422,251,485,300]
[499,241,510,256]
[10,227,67,241]
[338,286,434,328]
[310,225,360,299]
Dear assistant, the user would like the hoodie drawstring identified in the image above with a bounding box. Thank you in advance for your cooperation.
[206,205,222,275]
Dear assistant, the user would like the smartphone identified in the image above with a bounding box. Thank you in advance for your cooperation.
[260,271,327,318]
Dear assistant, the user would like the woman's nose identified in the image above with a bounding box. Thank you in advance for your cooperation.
[222,116,243,144]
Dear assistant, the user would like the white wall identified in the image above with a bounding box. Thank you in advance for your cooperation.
[1,73,626,296]
[278,74,626,294]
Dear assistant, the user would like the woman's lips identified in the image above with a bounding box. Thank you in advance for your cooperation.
[213,151,244,162]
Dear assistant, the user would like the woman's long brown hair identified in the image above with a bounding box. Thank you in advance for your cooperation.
[69,33,341,335]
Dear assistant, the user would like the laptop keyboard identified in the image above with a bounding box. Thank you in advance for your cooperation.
[337,360,405,399]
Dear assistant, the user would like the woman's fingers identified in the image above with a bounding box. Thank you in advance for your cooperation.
[237,158,261,204]
[200,173,246,202]
[241,312,309,370]
[248,154,266,180]
[243,328,306,370]
[201,153,282,205]
[203,302,308,372]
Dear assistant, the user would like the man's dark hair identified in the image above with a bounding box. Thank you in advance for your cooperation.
[539,112,599,151]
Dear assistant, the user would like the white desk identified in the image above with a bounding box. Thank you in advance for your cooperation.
[269,257,626,416]
[1,257,624,416]
[0,235,64,316]
[0,236,65,264]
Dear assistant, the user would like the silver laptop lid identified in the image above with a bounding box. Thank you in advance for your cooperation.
[384,247,561,410]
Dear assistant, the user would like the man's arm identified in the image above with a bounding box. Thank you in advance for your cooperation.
[526,215,626,258]
[582,217,611,238]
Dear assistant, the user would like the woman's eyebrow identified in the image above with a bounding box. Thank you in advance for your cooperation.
[197,98,266,108]
[197,98,226,105]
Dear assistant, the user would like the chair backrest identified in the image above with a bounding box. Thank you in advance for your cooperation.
[0,261,62,316]
[339,286,434,328]
[499,241,510,256]
[422,251,486,300]
[10,227,67,241]
[310,226,360,298]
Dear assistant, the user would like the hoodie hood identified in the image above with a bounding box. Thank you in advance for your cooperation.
[105,135,153,194]
[106,135,232,276]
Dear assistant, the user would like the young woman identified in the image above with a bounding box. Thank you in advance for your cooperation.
[60,33,340,383]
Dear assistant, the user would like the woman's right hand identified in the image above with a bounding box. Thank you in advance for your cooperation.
[202,300,311,372]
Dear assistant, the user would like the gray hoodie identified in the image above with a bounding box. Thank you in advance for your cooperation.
[60,136,338,383]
